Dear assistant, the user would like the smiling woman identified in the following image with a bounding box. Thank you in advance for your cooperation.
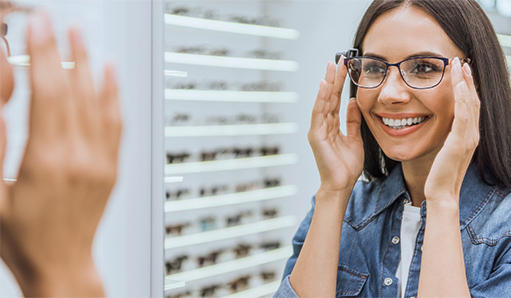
[274,0,511,297]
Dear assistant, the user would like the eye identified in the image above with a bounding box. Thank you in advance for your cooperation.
[362,61,386,74]
[409,60,442,74]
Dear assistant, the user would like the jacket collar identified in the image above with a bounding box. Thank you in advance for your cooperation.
[372,163,497,229]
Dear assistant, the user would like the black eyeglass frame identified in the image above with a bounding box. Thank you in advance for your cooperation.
[335,49,471,90]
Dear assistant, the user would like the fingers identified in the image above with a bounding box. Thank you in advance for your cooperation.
[100,63,122,160]
[26,11,70,138]
[68,27,99,138]
[0,44,14,105]
[331,56,348,114]
[451,57,480,117]
[450,57,480,150]
[311,57,347,130]
[310,62,335,130]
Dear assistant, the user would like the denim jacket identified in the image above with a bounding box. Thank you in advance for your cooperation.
[274,163,511,298]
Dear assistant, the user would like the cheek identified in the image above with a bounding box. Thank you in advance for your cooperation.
[427,85,456,123]
[356,89,376,118]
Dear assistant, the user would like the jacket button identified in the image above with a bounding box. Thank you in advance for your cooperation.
[384,277,393,286]
[392,236,400,244]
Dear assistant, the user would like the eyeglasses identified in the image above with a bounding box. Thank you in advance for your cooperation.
[165,255,188,274]
[197,249,224,267]
[335,49,471,89]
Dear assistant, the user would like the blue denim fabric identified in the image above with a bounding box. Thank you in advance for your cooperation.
[274,163,511,298]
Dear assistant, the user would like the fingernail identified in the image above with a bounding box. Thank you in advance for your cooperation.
[463,63,472,77]
[338,55,345,66]
[30,11,51,44]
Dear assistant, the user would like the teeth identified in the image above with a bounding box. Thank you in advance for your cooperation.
[382,117,426,130]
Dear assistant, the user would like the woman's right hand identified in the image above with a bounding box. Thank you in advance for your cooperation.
[308,57,364,196]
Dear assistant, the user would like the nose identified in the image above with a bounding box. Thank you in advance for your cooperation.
[377,66,412,106]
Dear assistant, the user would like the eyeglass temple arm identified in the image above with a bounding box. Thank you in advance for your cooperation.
[335,48,359,64]
[453,57,472,65]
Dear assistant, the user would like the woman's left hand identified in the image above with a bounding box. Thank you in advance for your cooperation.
[0,12,121,296]
[424,57,480,204]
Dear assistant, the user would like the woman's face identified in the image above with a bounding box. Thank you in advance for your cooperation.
[358,6,465,165]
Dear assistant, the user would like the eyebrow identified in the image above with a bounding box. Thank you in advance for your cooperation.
[363,51,447,61]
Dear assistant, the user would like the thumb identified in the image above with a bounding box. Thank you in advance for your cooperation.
[346,97,362,141]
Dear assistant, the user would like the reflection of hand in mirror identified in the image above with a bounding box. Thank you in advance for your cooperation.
[0,9,122,297]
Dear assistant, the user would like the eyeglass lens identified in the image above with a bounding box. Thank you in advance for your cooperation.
[347,57,446,89]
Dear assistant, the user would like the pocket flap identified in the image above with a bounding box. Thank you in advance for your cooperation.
[336,264,369,297]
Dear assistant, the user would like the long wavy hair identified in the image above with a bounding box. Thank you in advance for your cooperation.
[351,0,511,188]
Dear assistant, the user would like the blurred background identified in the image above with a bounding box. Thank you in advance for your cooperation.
[0,0,510,297]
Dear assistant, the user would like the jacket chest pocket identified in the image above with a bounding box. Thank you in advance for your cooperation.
[336,264,369,297]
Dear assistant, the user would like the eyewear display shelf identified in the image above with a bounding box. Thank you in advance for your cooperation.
[163,1,300,297]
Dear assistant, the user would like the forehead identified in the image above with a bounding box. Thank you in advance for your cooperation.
[362,6,463,59]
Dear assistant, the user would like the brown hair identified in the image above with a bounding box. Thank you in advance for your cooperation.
[351,0,511,188]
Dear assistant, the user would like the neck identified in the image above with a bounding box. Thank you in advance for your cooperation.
[401,157,435,207]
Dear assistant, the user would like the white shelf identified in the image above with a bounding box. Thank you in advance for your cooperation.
[165,52,299,72]
[224,281,281,298]
[165,154,298,175]
[166,246,292,282]
[164,278,186,291]
[165,123,298,137]
[498,34,511,48]
[164,14,300,40]
[165,216,297,249]
[165,176,184,183]
[165,89,299,103]
[164,70,188,77]
[8,55,75,69]
[165,185,298,212]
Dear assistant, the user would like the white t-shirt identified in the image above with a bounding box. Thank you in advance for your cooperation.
[396,202,422,298]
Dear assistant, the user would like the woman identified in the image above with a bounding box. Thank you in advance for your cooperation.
[275,0,511,297]
[0,3,122,297]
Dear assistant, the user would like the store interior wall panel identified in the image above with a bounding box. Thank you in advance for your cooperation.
[266,0,372,220]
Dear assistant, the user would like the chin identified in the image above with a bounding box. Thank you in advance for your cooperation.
[380,147,417,163]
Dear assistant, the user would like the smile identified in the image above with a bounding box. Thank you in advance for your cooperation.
[382,117,426,130]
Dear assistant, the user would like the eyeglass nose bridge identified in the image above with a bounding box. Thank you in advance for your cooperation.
[381,62,409,87]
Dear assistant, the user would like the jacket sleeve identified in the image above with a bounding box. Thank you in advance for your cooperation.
[273,196,316,298]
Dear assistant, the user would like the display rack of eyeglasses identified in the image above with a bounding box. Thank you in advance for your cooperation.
[163,2,300,297]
